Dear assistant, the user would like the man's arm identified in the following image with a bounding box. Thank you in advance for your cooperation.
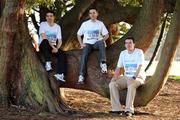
[40,33,56,49]
[111,67,124,81]
[103,34,109,41]
[77,35,86,48]
[133,50,145,79]
[111,52,124,81]
[101,22,109,41]
[56,39,62,49]
[133,65,142,79]
[112,67,121,80]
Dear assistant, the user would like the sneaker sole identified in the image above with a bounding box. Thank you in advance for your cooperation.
[46,68,53,72]
[77,81,84,84]
[101,70,107,73]
[54,76,66,82]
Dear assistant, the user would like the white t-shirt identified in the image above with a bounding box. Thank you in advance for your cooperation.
[77,20,109,44]
[39,22,62,44]
[117,48,146,80]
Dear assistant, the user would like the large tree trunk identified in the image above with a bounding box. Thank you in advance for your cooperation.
[138,0,180,105]
[0,0,68,113]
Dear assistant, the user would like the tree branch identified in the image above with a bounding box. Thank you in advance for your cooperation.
[29,13,39,32]
[61,0,96,44]
[100,6,141,25]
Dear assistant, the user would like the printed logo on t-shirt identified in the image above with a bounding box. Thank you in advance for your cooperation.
[87,30,100,40]
[124,63,138,77]
[46,31,57,41]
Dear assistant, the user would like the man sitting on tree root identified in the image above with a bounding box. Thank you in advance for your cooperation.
[77,8,109,84]
[39,10,67,82]
[109,37,146,117]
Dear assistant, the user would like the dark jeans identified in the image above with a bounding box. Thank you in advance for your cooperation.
[39,39,66,74]
[79,40,106,76]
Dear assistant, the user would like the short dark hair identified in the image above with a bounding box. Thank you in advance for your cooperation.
[46,10,55,16]
[89,7,98,12]
[124,37,135,44]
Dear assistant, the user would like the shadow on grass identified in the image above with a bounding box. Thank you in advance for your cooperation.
[70,110,155,119]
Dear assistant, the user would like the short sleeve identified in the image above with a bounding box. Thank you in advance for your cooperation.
[138,50,145,65]
[101,22,109,36]
[39,22,46,35]
[77,23,85,36]
[117,52,123,68]
[57,25,62,40]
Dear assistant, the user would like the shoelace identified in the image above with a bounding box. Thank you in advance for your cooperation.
[102,64,107,70]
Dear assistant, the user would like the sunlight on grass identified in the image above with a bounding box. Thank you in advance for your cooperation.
[169,76,180,80]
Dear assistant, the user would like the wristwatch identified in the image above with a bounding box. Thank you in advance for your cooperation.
[132,76,136,80]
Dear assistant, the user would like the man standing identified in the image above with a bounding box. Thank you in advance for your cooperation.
[77,8,109,84]
[109,37,146,116]
[39,10,66,82]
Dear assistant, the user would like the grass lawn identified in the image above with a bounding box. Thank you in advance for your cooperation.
[169,76,180,80]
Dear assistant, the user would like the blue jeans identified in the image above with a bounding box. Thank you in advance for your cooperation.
[79,40,106,76]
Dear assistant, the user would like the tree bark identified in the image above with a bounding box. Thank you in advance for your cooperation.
[0,0,5,17]
[137,0,180,105]
[100,6,140,25]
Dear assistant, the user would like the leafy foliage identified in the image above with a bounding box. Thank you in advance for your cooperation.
[117,0,142,6]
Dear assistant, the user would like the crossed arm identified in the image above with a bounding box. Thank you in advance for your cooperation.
[111,65,143,81]
[41,33,62,53]
[77,34,109,48]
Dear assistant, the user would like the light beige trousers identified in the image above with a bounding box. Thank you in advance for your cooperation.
[109,76,143,113]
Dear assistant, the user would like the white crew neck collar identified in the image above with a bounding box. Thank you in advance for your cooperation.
[127,48,136,54]
[46,22,55,27]
[90,19,98,22]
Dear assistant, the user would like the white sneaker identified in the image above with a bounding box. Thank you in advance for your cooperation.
[100,63,107,73]
[54,73,66,82]
[45,62,52,71]
[78,75,84,84]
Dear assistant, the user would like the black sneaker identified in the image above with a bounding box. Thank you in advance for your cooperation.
[125,111,134,117]
[109,111,123,115]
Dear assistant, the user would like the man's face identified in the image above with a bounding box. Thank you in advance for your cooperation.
[125,39,135,51]
[89,9,98,20]
[46,13,55,23]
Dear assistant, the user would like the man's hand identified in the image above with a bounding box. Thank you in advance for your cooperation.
[80,43,86,49]
[49,40,56,46]
[111,77,117,82]
[52,48,58,53]
[127,78,135,85]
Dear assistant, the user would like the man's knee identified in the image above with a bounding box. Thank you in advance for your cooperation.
[109,82,117,89]
[128,81,141,90]
[58,49,65,54]
[81,45,91,56]
[41,39,49,45]
[96,40,105,46]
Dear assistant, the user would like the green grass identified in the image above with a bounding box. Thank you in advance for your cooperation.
[169,76,180,80]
